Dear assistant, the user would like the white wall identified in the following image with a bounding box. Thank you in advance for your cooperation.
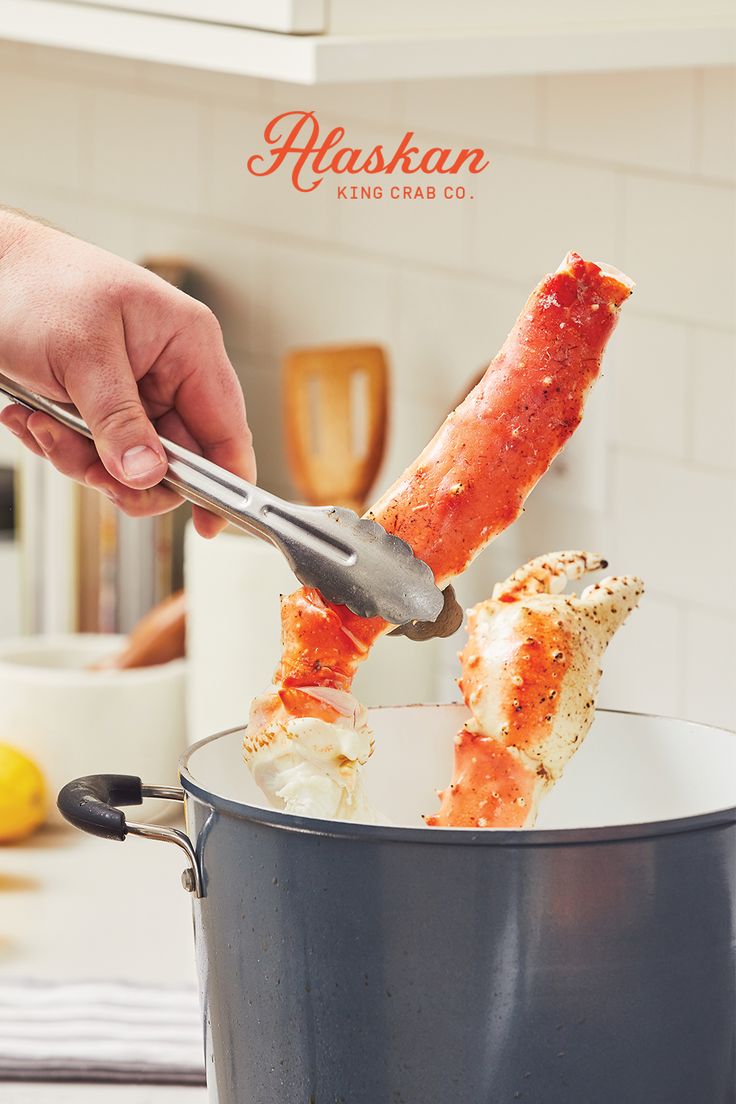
[0,41,734,726]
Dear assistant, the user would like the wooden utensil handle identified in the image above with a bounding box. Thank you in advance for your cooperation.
[92,591,186,670]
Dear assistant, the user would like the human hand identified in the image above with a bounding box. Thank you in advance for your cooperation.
[0,209,255,537]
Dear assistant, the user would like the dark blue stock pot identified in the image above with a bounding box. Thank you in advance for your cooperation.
[59,705,736,1104]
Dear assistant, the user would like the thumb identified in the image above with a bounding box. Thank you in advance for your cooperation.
[65,351,167,489]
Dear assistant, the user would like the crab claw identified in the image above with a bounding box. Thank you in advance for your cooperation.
[492,550,608,601]
[427,552,644,829]
[578,575,646,645]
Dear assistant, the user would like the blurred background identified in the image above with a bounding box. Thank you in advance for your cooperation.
[0,10,733,738]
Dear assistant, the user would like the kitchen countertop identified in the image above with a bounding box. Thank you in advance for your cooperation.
[5,1088,205,1103]
[1,824,206,1102]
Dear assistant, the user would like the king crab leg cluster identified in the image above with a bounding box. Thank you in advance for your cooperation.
[426,552,644,828]
[245,253,634,821]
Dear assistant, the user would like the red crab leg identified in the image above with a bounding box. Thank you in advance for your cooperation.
[245,253,633,822]
[426,553,644,828]
[263,253,632,715]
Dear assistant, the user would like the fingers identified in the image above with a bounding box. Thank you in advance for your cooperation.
[63,334,167,491]
[27,412,100,480]
[147,311,256,538]
[0,405,181,516]
[0,404,45,457]
[190,506,227,540]
[84,458,182,516]
[176,331,256,538]
[152,308,257,484]
[6,279,256,536]
[155,407,227,539]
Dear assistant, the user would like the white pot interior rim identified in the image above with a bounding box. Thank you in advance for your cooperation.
[179,705,736,841]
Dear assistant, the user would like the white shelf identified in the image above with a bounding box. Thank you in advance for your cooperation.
[0,0,733,83]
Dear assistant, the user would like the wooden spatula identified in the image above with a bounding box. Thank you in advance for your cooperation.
[283,345,388,513]
[91,591,186,671]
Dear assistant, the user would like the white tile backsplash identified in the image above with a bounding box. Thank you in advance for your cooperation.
[598,591,685,718]
[265,79,400,129]
[0,40,733,724]
[622,173,736,327]
[400,76,540,149]
[89,87,206,215]
[697,66,736,183]
[611,451,736,614]
[542,70,697,174]
[610,315,690,461]
[471,150,620,286]
[394,267,522,405]
[138,59,267,106]
[208,102,336,241]
[684,603,736,729]
[691,328,736,471]
[261,240,396,359]
[0,71,84,193]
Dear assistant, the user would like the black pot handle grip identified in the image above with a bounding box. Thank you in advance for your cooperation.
[57,775,202,897]
[57,774,143,841]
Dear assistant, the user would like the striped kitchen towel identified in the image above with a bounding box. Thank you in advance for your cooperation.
[0,980,206,1084]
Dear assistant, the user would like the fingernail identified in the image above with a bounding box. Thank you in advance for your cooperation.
[122,445,163,479]
[29,427,54,452]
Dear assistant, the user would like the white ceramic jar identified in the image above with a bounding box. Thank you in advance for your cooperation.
[0,635,187,826]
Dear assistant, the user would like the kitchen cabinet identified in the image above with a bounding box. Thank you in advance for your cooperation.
[43,0,736,36]
[64,0,325,33]
[0,0,733,83]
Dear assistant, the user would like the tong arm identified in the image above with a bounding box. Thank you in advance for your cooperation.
[0,372,355,561]
[0,372,446,625]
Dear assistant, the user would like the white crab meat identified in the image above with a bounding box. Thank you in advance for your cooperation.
[245,688,377,821]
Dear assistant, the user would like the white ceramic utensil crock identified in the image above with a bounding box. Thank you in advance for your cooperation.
[0,634,186,825]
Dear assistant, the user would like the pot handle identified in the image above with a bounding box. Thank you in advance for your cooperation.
[57,775,203,898]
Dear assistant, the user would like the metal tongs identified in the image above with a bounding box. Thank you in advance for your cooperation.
[0,373,450,629]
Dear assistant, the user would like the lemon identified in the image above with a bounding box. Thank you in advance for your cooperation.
[0,744,46,843]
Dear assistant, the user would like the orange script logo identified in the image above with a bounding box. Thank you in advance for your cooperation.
[246,111,490,195]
